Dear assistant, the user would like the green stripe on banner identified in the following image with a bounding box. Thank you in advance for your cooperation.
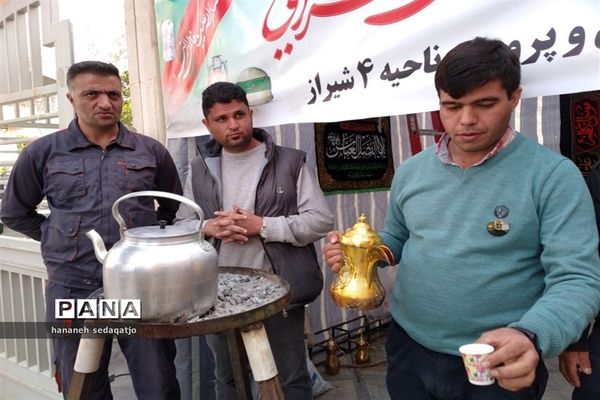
[237,76,271,93]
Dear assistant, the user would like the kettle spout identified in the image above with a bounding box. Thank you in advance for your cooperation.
[85,230,108,263]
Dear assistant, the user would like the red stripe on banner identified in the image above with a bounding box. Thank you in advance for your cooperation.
[430,110,444,143]
[430,111,444,131]
[162,0,233,120]
[365,0,434,25]
[406,114,423,155]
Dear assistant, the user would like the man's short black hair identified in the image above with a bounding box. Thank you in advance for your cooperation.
[434,37,521,99]
[66,61,121,89]
[202,82,249,117]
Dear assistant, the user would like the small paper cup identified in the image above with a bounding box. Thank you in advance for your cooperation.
[459,343,495,386]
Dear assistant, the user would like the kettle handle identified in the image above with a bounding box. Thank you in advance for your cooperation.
[112,190,204,233]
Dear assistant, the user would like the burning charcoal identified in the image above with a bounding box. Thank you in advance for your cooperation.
[186,272,288,322]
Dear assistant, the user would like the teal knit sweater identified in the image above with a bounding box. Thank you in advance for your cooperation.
[380,133,600,358]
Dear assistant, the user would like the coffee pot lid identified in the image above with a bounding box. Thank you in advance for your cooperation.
[340,214,383,247]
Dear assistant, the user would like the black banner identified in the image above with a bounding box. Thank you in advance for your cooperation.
[315,117,394,192]
[560,91,600,177]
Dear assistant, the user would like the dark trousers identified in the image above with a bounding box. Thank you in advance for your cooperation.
[385,321,548,400]
[175,335,216,400]
[206,306,312,400]
[46,282,181,400]
[573,324,600,400]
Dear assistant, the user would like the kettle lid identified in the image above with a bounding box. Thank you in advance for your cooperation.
[123,221,199,239]
[340,214,383,247]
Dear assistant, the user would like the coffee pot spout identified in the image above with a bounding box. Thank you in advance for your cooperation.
[85,229,108,263]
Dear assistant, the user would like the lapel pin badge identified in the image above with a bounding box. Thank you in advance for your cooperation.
[487,205,510,236]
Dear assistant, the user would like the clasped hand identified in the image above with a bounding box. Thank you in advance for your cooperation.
[204,206,262,244]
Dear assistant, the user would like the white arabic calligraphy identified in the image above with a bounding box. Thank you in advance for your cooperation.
[177,0,220,80]
[325,133,386,159]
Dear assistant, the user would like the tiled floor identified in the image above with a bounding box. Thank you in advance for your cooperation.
[109,330,574,399]
[313,333,573,400]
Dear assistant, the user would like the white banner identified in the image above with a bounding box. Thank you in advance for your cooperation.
[156,0,600,138]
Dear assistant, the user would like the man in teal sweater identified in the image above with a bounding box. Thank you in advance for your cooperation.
[559,160,600,399]
[324,37,600,399]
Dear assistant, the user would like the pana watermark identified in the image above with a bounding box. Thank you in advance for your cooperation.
[55,299,141,319]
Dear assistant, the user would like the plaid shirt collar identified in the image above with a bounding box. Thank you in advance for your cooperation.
[435,127,516,167]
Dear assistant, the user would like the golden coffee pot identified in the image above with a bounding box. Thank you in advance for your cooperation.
[330,214,391,310]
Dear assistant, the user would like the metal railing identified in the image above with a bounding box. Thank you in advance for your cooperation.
[0,235,60,399]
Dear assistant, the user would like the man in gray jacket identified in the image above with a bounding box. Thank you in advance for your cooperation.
[178,81,333,399]
[0,61,181,399]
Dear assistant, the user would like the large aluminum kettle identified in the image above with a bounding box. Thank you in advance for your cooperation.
[85,191,218,322]
[330,214,391,311]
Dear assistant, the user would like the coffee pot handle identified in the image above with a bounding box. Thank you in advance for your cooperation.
[112,190,204,233]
